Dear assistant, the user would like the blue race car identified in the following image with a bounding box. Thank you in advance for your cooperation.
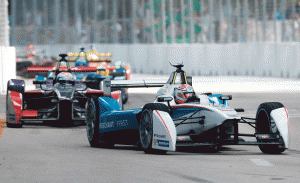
[86,64,289,154]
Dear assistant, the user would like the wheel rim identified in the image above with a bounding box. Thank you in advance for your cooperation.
[257,110,269,134]
[270,116,278,134]
[257,109,282,151]
[257,110,278,134]
[119,92,123,109]
[122,91,126,101]
[86,100,96,141]
[139,109,152,149]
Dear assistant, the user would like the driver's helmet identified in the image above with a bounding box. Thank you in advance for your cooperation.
[174,84,195,104]
[56,72,75,84]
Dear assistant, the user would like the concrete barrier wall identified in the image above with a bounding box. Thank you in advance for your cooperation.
[15,43,300,79]
[0,46,16,94]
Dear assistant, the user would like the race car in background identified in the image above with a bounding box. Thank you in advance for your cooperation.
[16,44,55,78]
[6,54,122,128]
[66,46,131,104]
[85,63,289,155]
[67,46,131,79]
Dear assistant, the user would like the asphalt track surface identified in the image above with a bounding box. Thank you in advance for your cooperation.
[1,92,300,182]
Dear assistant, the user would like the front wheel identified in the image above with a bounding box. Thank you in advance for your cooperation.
[139,103,170,154]
[6,93,23,128]
[6,121,23,128]
[6,80,25,128]
[255,102,286,154]
[86,96,114,148]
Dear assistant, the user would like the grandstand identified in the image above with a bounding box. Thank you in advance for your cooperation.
[9,0,300,46]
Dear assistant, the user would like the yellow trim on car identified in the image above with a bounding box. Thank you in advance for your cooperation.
[173,72,177,84]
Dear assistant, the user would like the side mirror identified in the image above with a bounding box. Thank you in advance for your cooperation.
[186,76,192,86]
[157,97,173,102]
[219,95,232,100]
[157,97,174,114]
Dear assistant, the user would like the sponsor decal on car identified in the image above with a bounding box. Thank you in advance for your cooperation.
[99,120,128,128]
[226,114,238,117]
[153,139,158,146]
[154,134,166,139]
[153,139,169,147]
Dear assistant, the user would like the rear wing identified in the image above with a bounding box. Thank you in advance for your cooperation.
[65,58,112,62]
[111,83,165,89]
[56,52,112,62]
[94,77,165,96]
[27,67,97,72]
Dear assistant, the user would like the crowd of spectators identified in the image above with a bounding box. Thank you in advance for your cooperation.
[11,0,300,45]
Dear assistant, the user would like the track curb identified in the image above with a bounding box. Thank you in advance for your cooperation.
[0,118,5,138]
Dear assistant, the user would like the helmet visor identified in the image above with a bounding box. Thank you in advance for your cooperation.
[178,92,195,99]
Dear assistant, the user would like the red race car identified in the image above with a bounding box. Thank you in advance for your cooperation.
[6,54,122,128]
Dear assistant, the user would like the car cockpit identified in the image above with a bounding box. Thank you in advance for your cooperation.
[157,63,199,104]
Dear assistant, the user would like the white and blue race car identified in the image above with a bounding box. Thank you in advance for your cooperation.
[86,64,289,154]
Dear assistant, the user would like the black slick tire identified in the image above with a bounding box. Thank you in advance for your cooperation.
[255,102,286,154]
[121,88,128,104]
[6,80,24,128]
[86,96,114,148]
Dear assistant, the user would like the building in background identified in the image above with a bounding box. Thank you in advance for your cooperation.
[9,0,300,46]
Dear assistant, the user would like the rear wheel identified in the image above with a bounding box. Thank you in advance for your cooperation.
[255,102,286,154]
[121,88,128,104]
[139,103,170,154]
[86,96,114,148]
[118,90,124,110]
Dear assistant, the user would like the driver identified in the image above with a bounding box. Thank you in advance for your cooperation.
[56,72,76,85]
[174,84,199,104]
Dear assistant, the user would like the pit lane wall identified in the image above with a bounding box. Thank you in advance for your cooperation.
[15,43,300,79]
[0,47,16,94]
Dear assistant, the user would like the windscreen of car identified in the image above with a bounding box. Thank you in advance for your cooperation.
[174,72,182,84]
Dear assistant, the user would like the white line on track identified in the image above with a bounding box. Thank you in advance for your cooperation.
[250,159,274,166]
